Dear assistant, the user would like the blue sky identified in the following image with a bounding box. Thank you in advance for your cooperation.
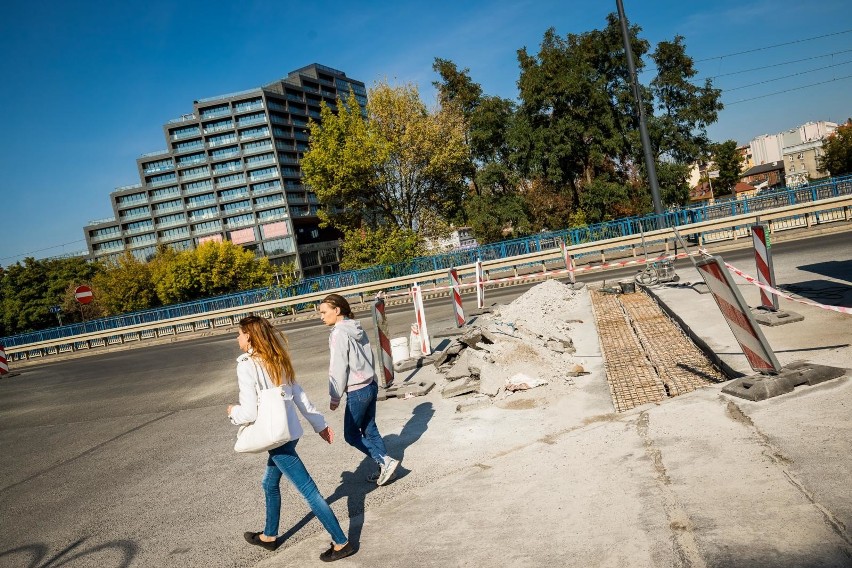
[1,0,849,266]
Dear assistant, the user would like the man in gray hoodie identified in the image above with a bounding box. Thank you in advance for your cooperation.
[319,294,400,486]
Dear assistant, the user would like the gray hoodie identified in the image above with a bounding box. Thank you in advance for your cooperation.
[328,318,376,404]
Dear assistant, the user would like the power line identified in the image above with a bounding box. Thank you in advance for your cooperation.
[725,59,852,92]
[0,240,87,262]
[705,48,852,79]
[725,74,852,105]
[695,29,852,62]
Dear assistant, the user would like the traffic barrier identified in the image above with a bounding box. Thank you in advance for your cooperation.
[371,294,394,388]
[561,240,576,285]
[0,344,8,375]
[695,255,782,374]
[751,224,778,310]
[722,261,852,315]
[448,267,465,327]
[475,259,485,309]
[411,284,432,355]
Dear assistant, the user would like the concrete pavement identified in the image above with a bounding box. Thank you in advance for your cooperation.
[255,250,852,567]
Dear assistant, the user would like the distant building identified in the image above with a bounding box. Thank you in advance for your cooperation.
[740,160,786,191]
[425,227,478,252]
[732,181,759,200]
[750,133,784,165]
[781,121,838,186]
[83,64,367,277]
[737,144,754,171]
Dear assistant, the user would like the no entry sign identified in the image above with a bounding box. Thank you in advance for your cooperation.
[74,285,93,305]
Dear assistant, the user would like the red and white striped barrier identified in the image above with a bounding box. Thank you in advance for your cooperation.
[561,240,575,285]
[448,267,465,327]
[475,259,485,309]
[696,256,782,374]
[0,344,8,375]
[411,284,432,355]
[371,294,395,388]
[751,224,778,310]
[723,262,852,316]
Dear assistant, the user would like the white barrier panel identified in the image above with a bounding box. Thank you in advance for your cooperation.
[411,284,432,355]
[213,317,233,327]
[58,344,74,353]
[175,323,194,334]
[751,224,778,310]
[123,332,140,342]
[90,338,106,348]
[157,327,175,337]
[194,320,210,330]
[107,335,124,345]
[74,341,89,350]
[696,255,782,374]
[141,330,157,340]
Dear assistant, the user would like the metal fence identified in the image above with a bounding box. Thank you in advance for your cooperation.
[3,173,851,349]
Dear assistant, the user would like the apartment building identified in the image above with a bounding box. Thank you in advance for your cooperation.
[83,64,367,277]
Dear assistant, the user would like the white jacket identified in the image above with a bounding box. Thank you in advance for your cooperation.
[229,352,327,435]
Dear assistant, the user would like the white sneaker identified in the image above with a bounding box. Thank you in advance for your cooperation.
[377,457,399,486]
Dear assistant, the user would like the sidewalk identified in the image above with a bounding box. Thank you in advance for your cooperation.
[256,261,852,567]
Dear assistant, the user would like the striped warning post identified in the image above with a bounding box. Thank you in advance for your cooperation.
[696,256,782,374]
[751,224,779,310]
[0,344,8,375]
[448,267,465,327]
[560,240,576,284]
[411,284,432,355]
[475,259,485,309]
[371,294,394,388]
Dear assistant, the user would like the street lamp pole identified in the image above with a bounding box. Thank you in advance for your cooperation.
[616,0,664,227]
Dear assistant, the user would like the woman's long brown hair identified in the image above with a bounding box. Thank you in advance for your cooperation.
[238,315,295,386]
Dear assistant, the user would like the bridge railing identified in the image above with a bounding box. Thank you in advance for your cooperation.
[2,174,851,351]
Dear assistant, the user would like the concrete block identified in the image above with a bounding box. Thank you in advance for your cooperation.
[431,341,464,368]
[456,395,492,413]
[458,329,483,350]
[751,307,804,327]
[386,379,435,399]
[546,340,565,353]
[478,363,507,397]
[444,349,474,381]
[722,360,847,401]
[442,379,480,398]
[432,327,469,338]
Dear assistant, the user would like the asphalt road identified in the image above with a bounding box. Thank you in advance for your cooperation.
[0,231,849,568]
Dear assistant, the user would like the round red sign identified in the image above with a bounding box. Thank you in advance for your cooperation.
[74,285,93,305]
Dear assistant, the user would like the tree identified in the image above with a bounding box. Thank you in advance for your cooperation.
[152,241,274,304]
[302,82,469,239]
[0,256,100,335]
[819,121,852,176]
[339,226,424,271]
[92,252,159,315]
[710,140,744,197]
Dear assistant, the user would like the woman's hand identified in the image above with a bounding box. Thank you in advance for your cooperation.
[330,401,339,411]
[319,426,334,444]
[227,405,233,416]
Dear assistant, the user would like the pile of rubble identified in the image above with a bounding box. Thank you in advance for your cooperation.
[396,279,588,412]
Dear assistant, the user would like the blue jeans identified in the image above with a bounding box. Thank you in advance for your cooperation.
[263,439,347,544]
[344,381,388,465]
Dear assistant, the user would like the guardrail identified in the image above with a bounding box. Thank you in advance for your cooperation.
[5,195,850,363]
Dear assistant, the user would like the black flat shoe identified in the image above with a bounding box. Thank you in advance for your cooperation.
[320,541,355,562]
[244,531,279,551]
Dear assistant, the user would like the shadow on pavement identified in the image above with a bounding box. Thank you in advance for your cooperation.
[779,279,852,308]
[797,259,852,283]
[281,402,435,549]
[0,537,138,568]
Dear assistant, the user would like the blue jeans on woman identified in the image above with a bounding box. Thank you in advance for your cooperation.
[343,381,387,465]
[263,439,347,544]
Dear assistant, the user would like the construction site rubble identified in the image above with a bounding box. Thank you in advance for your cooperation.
[429,279,588,410]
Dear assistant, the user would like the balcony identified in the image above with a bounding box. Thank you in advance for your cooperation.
[237,115,266,127]
[183,183,214,195]
[193,224,222,236]
[203,122,234,134]
[243,142,273,156]
[149,176,177,188]
[120,210,151,221]
[246,156,275,168]
[234,102,264,114]
[180,169,211,181]
[216,176,247,189]
[89,232,122,243]
[171,129,200,140]
[223,204,253,216]
[200,107,231,120]
[211,148,240,159]
[125,224,155,236]
[176,156,207,167]
[143,164,174,175]
[173,141,205,154]
[208,136,238,148]
[154,203,184,214]
[249,170,278,182]
[240,130,269,142]
[156,218,186,229]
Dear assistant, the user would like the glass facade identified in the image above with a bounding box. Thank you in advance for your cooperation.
[84,64,364,275]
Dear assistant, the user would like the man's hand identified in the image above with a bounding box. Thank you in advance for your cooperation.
[330,401,339,411]
[319,426,334,444]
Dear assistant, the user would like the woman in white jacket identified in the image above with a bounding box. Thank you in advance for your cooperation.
[227,315,354,562]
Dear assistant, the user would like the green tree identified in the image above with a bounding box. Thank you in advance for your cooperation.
[92,252,159,315]
[0,256,100,335]
[710,140,744,197]
[339,226,424,271]
[302,82,469,237]
[819,121,852,176]
[152,241,274,304]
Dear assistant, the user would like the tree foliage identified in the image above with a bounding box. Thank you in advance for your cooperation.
[710,140,744,197]
[339,226,424,271]
[302,82,469,245]
[819,121,852,176]
[92,252,158,314]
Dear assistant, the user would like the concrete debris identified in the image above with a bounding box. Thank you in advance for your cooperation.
[433,279,587,407]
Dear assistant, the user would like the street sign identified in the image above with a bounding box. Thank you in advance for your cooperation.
[74,285,93,305]
[708,170,720,179]
[49,305,62,314]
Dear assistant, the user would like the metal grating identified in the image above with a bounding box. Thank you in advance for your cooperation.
[591,288,726,412]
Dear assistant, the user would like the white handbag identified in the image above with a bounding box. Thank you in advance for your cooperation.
[234,362,303,453]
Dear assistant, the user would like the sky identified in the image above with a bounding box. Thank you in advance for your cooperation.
[1,0,850,266]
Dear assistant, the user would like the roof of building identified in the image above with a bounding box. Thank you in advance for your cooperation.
[741,161,784,177]
[733,182,757,194]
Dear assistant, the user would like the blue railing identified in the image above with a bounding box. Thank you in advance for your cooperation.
[3,174,851,348]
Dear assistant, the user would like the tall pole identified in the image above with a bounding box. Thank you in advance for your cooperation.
[616,0,664,226]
